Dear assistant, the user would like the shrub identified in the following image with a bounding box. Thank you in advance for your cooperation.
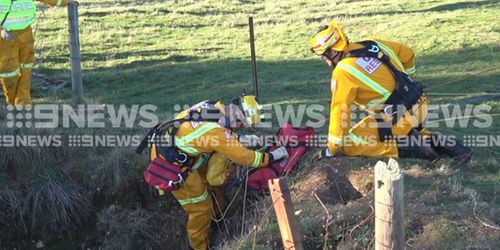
[98,205,188,250]
[0,173,26,238]
[25,166,93,234]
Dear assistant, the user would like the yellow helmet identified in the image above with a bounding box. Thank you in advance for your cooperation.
[238,95,261,127]
[310,21,348,55]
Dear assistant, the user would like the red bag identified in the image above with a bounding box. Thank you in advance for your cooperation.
[270,146,307,176]
[247,124,315,192]
[144,157,187,192]
[247,168,277,192]
[277,124,316,146]
[270,125,315,175]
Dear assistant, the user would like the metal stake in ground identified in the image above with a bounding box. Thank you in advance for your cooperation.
[269,178,303,250]
[68,2,83,103]
[248,17,259,99]
[374,158,405,250]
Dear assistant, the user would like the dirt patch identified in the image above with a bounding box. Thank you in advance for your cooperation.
[410,218,463,249]
[347,167,374,196]
[293,157,364,205]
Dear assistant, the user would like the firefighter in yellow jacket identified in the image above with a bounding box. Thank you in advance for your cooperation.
[310,21,471,161]
[148,96,288,249]
[0,0,74,105]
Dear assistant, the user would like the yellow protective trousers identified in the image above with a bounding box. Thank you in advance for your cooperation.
[172,169,212,250]
[168,105,271,249]
[0,27,34,105]
[171,153,228,250]
[340,96,428,157]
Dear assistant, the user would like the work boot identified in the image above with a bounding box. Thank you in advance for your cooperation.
[397,129,439,161]
[430,134,473,164]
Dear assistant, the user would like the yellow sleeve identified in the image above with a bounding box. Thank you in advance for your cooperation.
[373,38,416,75]
[327,69,357,153]
[36,0,68,7]
[205,128,270,168]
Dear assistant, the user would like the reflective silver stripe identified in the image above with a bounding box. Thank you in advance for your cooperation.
[3,17,35,26]
[0,67,21,78]
[177,123,220,144]
[56,0,63,6]
[174,138,198,155]
[373,40,406,73]
[406,66,416,74]
[366,98,385,109]
[337,62,391,100]
[21,63,34,69]
[329,133,367,146]
[329,135,343,145]
[251,151,263,168]
[171,122,221,155]
[347,132,368,144]
[190,156,205,171]
[177,190,209,206]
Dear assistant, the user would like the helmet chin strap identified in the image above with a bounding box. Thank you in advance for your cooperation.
[219,116,238,129]
[220,115,238,129]
[224,116,232,128]
[324,49,344,69]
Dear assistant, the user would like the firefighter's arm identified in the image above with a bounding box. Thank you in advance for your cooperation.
[327,71,357,154]
[36,0,71,6]
[237,134,261,148]
[208,128,271,168]
[376,38,416,75]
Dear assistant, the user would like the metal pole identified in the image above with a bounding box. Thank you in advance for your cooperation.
[248,17,259,99]
[68,2,83,103]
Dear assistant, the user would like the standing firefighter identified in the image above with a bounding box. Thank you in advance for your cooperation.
[310,21,472,162]
[0,0,74,106]
[138,95,289,250]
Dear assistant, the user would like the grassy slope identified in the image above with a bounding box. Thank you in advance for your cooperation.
[16,0,500,248]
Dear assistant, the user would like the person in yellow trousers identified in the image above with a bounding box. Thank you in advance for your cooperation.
[310,21,472,162]
[0,0,75,106]
[148,96,288,249]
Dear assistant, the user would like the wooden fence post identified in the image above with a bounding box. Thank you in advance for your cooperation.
[374,158,405,250]
[68,2,83,103]
[269,178,304,250]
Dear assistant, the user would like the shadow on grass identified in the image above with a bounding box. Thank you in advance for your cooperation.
[424,0,499,12]
[79,2,261,17]
[339,0,499,17]
[35,43,499,108]
[80,8,150,18]
[78,0,167,9]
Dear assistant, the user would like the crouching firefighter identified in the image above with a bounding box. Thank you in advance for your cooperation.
[310,21,472,162]
[136,95,289,250]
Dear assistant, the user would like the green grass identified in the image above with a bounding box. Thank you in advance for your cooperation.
[1,0,499,248]
[34,0,499,106]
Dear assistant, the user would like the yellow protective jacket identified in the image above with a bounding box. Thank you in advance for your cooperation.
[0,0,68,31]
[173,100,271,168]
[327,38,416,153]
